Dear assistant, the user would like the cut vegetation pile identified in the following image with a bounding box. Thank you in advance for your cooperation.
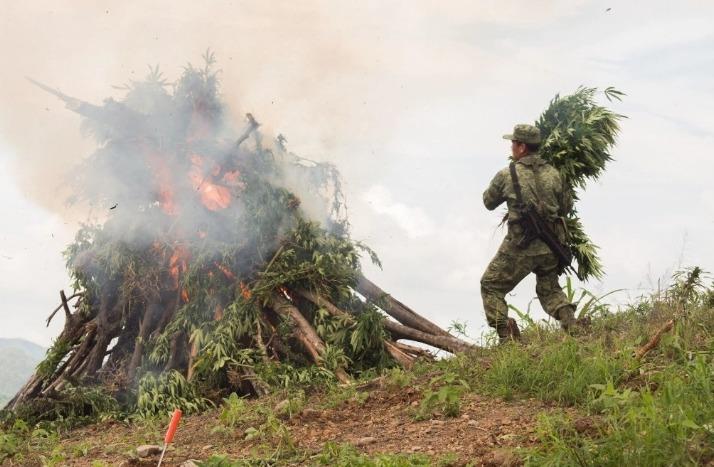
[7,54,471,423]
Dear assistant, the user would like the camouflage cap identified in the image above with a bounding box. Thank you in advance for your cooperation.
[502,124,541,144]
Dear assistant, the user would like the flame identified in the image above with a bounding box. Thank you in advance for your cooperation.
[200,184,232,211]
[215,262,236,281]
[222,170,245,189]
[181,289,190,303]
[188,153,233,211]
[240,282,252,300]
[168,244,190,290]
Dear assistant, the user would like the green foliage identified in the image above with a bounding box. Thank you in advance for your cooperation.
[250,219,366,302]
[10,384,118,430]
[384,367,415,389]
[537,86,625,280]
[255,361,337,390]
[136,370,211,418]
[562,276,624,320]
[483,336,627,405]
[414,372,470,420]
[242,412,296,459]
[197,443,436,467]
[538,86,624,190]
[447,319,469,339]
[522,268,714,465]
[320,385,370,410]
[316,442,431,466]
[529,358,714,466]
[668,266,710,310]
[35,338,71,380]
[217,392,249,428]
[0,419,61,463]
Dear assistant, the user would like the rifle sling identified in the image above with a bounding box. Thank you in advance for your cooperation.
[508,162,524,207]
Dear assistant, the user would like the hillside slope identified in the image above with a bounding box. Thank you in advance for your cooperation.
[0,338,45,405]
[1,268,713,466]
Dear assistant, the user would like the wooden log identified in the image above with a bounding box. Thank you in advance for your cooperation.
[84,291,123,377]
[356,275,451,338]
[255,316,271,364]
[269,293,351,384]
[635,319,675,360]
[46,291,83,327]
[241,366,269,397]
[296,288,472,355]
[165,331,189,372]
[384,341,415,369]
[295,289,351,319]
[383,319,473,354]
[392,341,435,360]
[127,303,163,381]
[297,289,420,367]
[187,338,200,381]
[6,301,94,410]
[105,305,142,371]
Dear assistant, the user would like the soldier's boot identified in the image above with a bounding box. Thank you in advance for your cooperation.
[497,318,521,345]
[558,305,590,335]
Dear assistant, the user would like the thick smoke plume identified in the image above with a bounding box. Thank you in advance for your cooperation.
[46,55,346,250]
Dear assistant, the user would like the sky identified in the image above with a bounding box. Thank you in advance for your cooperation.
[1,1,713,346]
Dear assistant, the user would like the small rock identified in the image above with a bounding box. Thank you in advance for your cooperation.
[179,461,200,467]
[136,445,162,458]
[409,445,423,452]
[201,444,214,451]
[411,400,419,406]
[274,399,290,413]
[573,416,601,436]
[354,436,377,446]
[484,448,520,466]
[301,408,320,418]
[461,414,471,420]
[467,420,479,426]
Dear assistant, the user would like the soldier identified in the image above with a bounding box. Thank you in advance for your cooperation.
[481,124,580,343]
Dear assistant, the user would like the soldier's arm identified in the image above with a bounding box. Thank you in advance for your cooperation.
[483,170,506,210]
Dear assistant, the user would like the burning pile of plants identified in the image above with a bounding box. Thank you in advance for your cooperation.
[7,54,471,421]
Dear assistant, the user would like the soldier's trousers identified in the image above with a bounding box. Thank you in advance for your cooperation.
[480,249,572,329]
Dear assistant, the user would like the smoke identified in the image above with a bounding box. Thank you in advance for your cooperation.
[0,1,593,219]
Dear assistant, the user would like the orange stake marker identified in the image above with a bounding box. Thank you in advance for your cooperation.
[157,409,182,467]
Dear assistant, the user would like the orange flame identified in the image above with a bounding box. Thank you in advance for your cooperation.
[181,289,190,303]
[215,262,236,281]
[240,282,252,300]
[188,153,233,211]
[168,244,190,290]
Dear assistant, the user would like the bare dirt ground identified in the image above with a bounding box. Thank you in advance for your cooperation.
[28,381,575,467]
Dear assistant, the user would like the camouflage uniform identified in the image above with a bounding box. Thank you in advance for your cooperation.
[481,124,576,336]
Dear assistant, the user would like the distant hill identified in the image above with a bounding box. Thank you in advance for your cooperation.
[0,338,46,406]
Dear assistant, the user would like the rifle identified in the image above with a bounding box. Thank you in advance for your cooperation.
[508,162,581,279]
